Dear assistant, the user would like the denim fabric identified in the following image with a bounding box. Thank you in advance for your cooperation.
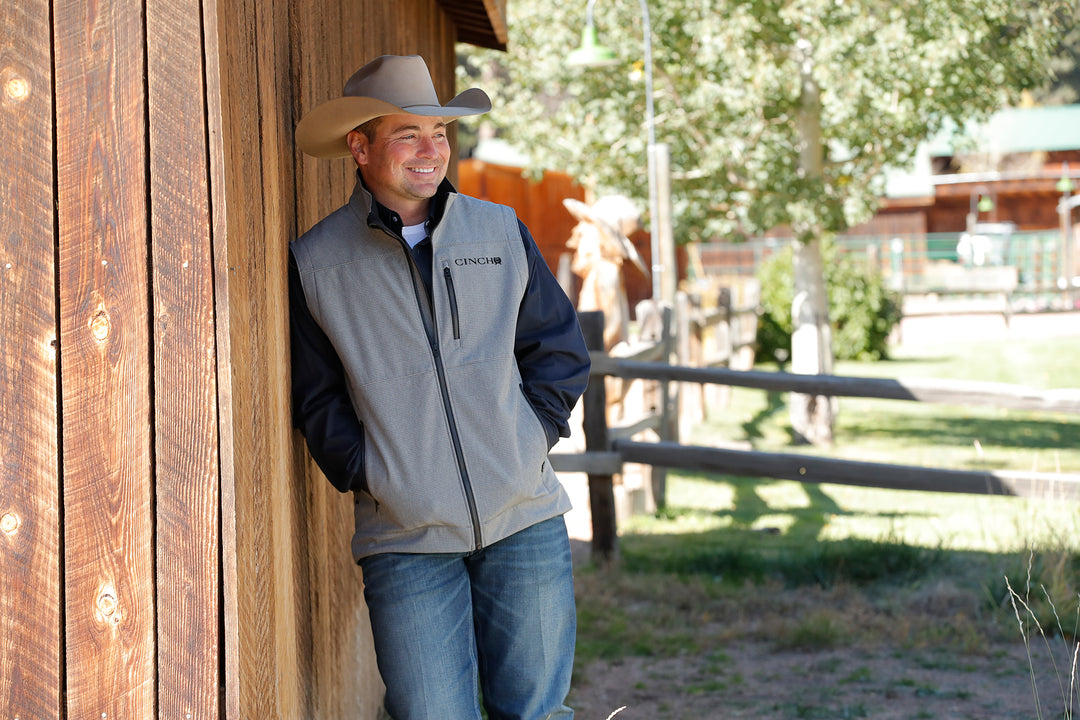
[359,516,576,720]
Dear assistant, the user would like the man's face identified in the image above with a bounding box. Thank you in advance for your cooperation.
[347,114,451,224]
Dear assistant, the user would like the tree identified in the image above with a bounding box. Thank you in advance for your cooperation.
[1033,2,1080,106]
[463,0,1070,443]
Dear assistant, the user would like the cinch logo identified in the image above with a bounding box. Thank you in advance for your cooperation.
[454,256,503,266]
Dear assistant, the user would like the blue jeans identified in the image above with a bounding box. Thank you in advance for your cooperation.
[358,516,576,720]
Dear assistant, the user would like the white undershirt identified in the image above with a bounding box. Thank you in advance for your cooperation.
[402,223,427,248]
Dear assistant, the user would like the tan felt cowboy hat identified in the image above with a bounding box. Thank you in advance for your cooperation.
[296,54,491,159]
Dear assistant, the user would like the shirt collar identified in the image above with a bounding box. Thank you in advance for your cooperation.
[355,170,454,239]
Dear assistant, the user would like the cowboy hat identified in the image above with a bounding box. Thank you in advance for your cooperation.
[563,197,650,279]
[296,55,491,159]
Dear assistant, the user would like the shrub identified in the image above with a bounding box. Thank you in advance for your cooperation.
[756,240,903,363]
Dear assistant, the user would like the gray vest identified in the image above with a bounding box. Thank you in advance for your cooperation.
[291,183,570,558]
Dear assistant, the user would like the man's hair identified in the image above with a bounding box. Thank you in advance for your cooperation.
[353,116,382,142]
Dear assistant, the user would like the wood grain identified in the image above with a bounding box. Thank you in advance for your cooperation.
[201,0,240,714]
[289,1,385,717]
[147,0,221,715]
[0,0,61,716]
[54,0,155,716]
[214,0,307,714]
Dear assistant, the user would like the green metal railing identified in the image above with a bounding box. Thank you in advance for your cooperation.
[696,230,1071,300]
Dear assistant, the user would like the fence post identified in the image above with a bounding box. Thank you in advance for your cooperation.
[578,311,617,560]
[653,303,677,509]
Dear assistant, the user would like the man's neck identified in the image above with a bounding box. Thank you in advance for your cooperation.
[357,172,453,235]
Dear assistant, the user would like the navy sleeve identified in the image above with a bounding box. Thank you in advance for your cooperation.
[513,220,591,448]
[289,248,367,493]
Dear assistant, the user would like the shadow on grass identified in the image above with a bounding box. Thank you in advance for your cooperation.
[620,520,948,589]
[635,470,948,588]
[839,413,1080,453]
[741,390,785,442]
[675,470,931,528]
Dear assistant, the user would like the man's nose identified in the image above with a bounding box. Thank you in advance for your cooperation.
[417,135,438,156]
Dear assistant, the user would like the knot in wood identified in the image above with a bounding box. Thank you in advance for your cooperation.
[96,587,120,623]
[0,512,19,534]
[90,309,111,341]
[1,67,29,106]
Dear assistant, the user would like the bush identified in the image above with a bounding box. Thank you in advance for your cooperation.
[756,240,903,362]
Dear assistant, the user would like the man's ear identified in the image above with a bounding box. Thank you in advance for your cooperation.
[346,130,368,167]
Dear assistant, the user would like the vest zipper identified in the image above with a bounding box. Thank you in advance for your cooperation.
[443,266,461,339]
[398,241,484,550]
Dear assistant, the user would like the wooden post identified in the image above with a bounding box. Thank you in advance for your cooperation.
[654,304,676,508]
[676,291,693,436]
[579,311,617,560]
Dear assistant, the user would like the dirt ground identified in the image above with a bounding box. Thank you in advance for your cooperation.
[560,311,1080,720]
[569,635,1076,720]
[563,567,1079,720]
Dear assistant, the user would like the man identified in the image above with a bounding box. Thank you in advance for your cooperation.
[289,55,589,720]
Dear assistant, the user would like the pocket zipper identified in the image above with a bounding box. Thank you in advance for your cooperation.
[443,266,461,339]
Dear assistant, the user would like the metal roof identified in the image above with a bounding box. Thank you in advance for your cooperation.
[927,104,1080,157]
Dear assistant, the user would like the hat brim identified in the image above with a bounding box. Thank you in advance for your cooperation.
[296,88,491,159]
[563,198,650,279]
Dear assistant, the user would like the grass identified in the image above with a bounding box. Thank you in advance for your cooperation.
[572,323,1080,707]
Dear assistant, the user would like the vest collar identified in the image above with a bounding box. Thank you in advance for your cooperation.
[348,170,455,239]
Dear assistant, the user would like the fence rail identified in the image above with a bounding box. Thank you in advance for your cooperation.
[613,441,1080,502]
[558,310,1080,558]
[587,356,1080,414]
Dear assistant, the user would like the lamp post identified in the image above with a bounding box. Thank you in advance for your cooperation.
[1059,162,1077,306]
[568,0,673,303]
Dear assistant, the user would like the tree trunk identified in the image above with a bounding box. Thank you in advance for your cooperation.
[790,238,835,445]
[789,37,835,446]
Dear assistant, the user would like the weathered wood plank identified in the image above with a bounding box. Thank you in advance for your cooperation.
[198,0,243,716]
[548,452,624,475]
[0,1,61,716]
[214,0,310,714]
[54,0,155,716]
[289,2,388,718]
[147,0,221,715]
[200,0,240,715]
[214,0,280,709]
[255,0,310,715]
[590,358,1080,415]
[616,440,1080,501]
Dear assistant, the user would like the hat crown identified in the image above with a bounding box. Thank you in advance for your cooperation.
[343,55,440,110]
[296,54,490,159]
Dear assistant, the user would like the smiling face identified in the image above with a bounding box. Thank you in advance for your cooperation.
[347,113,451,225]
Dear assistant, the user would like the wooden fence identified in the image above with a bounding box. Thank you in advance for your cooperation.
[555,311,1080,558]
[588,285,760,510]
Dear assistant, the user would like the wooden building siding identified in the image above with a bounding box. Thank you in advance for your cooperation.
[1,0,61,717]
[1,1,506,718]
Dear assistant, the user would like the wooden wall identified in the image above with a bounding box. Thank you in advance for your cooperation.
[0,1,489,718]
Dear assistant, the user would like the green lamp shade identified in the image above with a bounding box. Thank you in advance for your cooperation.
[977,195,994,213]
[567,26,618,67]
[1058,175,1075,194]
